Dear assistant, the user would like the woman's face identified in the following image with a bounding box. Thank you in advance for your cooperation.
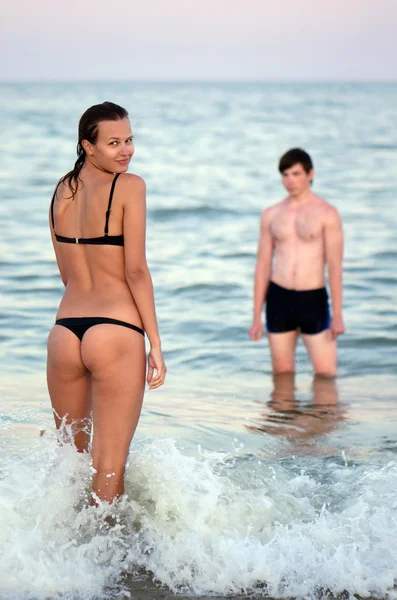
[84,118,134,173]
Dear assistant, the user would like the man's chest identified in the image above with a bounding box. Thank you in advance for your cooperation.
[270,208,324,242]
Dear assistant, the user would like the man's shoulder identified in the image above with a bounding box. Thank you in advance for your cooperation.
[312,195,340,219]
[311,196,342,231]
[312,194,335,209]
[261,198,287,220]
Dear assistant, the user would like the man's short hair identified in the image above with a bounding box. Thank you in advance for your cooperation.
[278,148,314,174]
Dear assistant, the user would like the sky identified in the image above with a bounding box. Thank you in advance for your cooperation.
[1,0,396,81]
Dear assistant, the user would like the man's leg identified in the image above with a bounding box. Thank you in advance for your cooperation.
[312,374,338,404]
[267,331,299,373]
[301,330,337,377]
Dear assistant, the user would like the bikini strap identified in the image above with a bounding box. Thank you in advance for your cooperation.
[104,173,121,236]
[50,190,57,231]
[50,180,63,232]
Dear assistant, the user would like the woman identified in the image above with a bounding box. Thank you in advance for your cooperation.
[47,101,166,504]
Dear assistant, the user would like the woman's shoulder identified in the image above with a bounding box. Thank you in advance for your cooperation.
[118,172,146,190]
[117,173,147,203]
[52,175,72,201]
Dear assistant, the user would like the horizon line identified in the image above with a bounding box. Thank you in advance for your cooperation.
[0,78,396,85]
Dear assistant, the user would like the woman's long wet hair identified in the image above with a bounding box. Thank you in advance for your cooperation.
[58,101,129,198]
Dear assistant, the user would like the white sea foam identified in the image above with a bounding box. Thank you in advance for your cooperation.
[0,430,396,600]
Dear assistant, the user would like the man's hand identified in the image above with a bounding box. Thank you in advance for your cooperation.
[249,319,264,342]
[330,315,345,340]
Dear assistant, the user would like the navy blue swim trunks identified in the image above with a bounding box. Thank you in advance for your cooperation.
[265,281,330,335]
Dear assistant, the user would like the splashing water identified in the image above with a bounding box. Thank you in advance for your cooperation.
[1,427,396,600]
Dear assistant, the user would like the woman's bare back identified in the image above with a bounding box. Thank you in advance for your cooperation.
[51,169,143,327]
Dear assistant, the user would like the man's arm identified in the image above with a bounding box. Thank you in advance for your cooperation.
[324,206,345,339]
[249,209,274,341]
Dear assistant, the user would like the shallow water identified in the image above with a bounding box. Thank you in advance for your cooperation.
[0,82,397,600]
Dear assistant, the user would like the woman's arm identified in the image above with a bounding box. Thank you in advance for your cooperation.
[49,206,67,286]
[122,175,166,389]
[122,175,161,348]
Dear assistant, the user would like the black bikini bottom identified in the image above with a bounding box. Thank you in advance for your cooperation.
[55,317,145,341]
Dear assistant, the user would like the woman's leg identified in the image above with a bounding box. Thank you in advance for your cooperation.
[80,324,146,503]
[47,326,91,452]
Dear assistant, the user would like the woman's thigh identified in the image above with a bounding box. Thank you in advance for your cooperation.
[47,326,91,450]
[80,324,146,470]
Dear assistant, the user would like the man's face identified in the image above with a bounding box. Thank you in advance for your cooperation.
[281,163,314,197]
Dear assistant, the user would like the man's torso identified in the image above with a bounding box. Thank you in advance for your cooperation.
[267,194,331,291]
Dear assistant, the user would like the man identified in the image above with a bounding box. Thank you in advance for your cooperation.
[249,148,345,376]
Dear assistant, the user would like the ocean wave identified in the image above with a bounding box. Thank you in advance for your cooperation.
[0,435,396,599]
[172,282,239,296]
[149,205,238,220]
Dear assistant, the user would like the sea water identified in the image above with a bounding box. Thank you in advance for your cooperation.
[0,82,396,600]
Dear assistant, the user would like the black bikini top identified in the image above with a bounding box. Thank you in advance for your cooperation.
[51,173,124,246]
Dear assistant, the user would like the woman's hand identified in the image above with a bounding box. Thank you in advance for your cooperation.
[147,346,167,390]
